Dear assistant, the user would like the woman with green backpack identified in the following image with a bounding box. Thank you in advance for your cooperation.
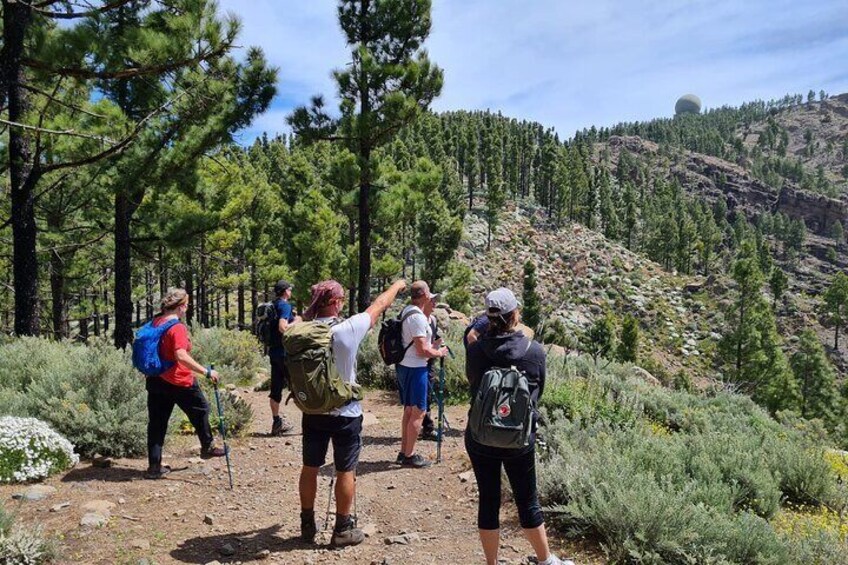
[464,288,574,565]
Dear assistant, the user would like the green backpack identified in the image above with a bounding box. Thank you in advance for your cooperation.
[283,321,362,415]
[468,365,533,449]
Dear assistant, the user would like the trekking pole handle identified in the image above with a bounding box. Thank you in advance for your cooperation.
[207,363,215,384]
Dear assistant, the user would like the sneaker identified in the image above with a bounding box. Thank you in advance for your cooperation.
[419,428,438,441]
[300,511,317,542]
[401,453,431,468]
[271,416,294,436]
[331,525,365,547]
[540,556,576,565]
[200,444,226,459]
[143,465,171,480]
[395,451,404,465]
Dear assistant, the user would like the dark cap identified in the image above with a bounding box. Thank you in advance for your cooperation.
[274,280,292,296]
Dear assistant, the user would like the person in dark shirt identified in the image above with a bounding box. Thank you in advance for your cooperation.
[464,288,573,565]
[268,280,299,436]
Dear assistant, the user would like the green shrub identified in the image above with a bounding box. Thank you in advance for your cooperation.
[176,387,254,438]
[0,338,146,458]
[0,505,56,564]
[538,354,845,562]
[191,327,268,386]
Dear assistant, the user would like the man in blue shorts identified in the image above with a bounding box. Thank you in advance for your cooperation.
[396,280,448,468]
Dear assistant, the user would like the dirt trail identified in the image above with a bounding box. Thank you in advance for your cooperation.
[1,390,604,564]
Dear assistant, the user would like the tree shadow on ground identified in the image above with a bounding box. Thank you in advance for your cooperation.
[170,525,318,563]
[60,464,144,483]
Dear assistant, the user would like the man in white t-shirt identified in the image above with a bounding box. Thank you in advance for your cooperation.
[396,280,448,468]
[298,278,407,547]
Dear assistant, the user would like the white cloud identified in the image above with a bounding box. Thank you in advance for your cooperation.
[220,0,848,140]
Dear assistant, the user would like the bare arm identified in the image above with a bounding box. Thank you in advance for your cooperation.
[414,336,447,358]
[175,349,219,383]
[364,279,407,329]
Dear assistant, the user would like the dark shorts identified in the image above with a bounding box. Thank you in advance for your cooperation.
[302,414,363,472]
[396,364,429,411]
[269,355,288,403]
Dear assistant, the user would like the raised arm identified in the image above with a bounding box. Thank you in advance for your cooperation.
[364,279,407,329]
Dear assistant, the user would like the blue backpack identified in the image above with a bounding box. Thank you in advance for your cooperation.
[132,318,181,377]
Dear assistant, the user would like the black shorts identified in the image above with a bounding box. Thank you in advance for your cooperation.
[302,414,363,472]
[269,356,288,403]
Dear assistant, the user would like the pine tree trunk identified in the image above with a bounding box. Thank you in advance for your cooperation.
[237,254,245,329]
[3,1,39,336]
[224,286,230,329]
[250,264,258,327]
[357,150,373,312]
[145,269,154,320]
[50,252,67,340]
[158,243,167,297]
[200,240,209,327]
[185,259,194,326]
[114,190,136,348]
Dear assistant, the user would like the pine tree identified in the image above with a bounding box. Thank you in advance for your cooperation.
[522,261,541,331]
[288,0,443,311]
[824,272,848,350]
[617,314,639,363]
[718,241,800,412]
[791,330,841,427]
[584,312,616,364]
[769,267,788,308]
[445,262,472,315]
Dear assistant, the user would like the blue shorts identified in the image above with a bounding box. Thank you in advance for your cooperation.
[397,365,429,411]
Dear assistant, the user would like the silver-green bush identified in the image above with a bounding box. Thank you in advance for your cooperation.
[538,355,844,563]
[0,505,56,564]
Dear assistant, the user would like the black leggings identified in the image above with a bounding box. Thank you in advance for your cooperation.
[466,439,544,530]
[146,378,214,468]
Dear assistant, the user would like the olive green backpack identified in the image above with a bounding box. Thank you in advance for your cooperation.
[283,321,362,414]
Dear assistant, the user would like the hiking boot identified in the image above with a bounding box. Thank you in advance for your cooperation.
[143,465,171,480]
[331,524,365,547]
[300,510,317,542]
[200,444,226,459]
[271,416,293,436]
[395,451,404,465]
[419,428,438,441]
[401,453,431,468]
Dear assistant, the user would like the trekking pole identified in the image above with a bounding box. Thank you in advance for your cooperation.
[210,364,234,490]
[324,474,335,531]
[436,347,455,464]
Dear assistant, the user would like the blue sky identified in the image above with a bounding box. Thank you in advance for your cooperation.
[217,0,848,144]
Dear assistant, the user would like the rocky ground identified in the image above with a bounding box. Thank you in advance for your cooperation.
[459,207,716,381]
[1,390,604,565]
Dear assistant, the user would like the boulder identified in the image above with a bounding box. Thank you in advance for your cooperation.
[632,366,661,386]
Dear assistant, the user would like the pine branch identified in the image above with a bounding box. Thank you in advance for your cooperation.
[0,117,118,143]
[20,83,111,119]
[19,0,136,19]
[41,87,193,174]
[23,44,231,80]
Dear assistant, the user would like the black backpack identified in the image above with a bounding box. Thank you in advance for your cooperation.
[255,300,281,348]
[377,309,419,366]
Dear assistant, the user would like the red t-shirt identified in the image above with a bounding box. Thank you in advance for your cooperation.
[153,316,195,388]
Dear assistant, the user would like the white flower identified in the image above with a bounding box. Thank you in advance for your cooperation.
[0,417,79,483]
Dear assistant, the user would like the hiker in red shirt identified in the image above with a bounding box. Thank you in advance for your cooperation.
[145,288,225,479]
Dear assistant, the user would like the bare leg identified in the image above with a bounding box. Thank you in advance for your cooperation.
[335,470,355,516]
[270,398,280,418]
[299,465,319,510]
[479,528,500,565]
[400,408,409,456]
[402,406,426,456]
[524,524,552,562]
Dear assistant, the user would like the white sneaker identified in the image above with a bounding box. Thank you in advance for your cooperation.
[539,557,576,565]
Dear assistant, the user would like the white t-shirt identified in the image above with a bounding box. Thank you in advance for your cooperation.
[399,305,432,368]
[316,312,372,418]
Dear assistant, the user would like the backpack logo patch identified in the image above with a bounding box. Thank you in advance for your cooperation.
[297,391,308,402]
[498,403,511,417]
